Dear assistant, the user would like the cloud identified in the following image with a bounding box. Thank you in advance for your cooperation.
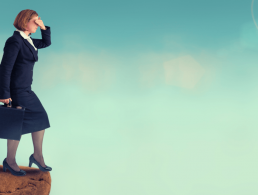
[28,37,216,93]
[138,52,216,92]
[38,51,117,91]
[163,55,206,89]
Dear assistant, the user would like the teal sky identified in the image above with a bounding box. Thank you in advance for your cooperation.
[0,0,258,194]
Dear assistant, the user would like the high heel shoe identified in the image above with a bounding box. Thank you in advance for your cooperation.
[29,154,52,172]
[2,158,26,176]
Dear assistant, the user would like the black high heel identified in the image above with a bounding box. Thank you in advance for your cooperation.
[29,154,52,172]
[2,158,26,176]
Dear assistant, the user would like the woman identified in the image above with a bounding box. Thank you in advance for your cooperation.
[0,9,52,176]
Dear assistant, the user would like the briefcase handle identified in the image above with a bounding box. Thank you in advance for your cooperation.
[7,100,22,109]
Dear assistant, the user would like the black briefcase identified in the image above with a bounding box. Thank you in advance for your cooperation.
[0,101,26,141]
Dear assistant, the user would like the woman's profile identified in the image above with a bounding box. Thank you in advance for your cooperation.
[0,9,52,176]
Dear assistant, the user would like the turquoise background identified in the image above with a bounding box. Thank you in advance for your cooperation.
[0,0,258,194]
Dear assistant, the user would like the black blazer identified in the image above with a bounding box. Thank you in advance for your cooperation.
[0,26,51,99]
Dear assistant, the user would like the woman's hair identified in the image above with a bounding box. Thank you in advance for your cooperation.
[13,9,38,35]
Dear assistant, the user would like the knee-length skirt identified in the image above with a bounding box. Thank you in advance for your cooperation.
[4,86,50,135]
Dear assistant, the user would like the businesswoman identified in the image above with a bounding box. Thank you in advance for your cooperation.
[0,9,52,176]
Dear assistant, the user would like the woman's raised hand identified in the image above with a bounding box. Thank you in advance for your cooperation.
[35,17,45,29]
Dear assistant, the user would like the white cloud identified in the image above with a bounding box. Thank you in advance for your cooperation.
[38,51,117,91]
[163,55,206,89]
[138,52,216,92]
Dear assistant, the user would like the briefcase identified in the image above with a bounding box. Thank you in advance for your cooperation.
[0,101,26,141]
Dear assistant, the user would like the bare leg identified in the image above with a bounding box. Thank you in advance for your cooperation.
[6,136,22,171]
[31,129,46,167]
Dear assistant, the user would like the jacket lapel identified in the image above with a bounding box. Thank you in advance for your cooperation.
[13,31,38,61]
[22,39,38,61]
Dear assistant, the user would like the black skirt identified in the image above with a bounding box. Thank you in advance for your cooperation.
[4,86,50,135]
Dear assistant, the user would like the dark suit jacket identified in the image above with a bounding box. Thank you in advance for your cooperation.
[0,26,51,99]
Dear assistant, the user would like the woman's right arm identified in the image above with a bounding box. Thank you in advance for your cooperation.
[0,37,20,103]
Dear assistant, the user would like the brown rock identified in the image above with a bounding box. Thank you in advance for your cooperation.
[0,165,51,195]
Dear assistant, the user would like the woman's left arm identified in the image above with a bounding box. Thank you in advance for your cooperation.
[31,26,51,49]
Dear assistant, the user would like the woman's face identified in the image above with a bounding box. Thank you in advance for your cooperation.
[25,15,39,35]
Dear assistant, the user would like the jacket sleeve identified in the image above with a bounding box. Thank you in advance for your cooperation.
[31,25,51,49]
[0,37,20,99]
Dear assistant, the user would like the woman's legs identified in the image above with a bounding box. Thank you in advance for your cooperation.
[6,136,22,171]
[31,129,46,167]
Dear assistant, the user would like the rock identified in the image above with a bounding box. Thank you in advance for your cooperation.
[0,165,51,195]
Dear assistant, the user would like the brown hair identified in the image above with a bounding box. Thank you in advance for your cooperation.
[13,9,38,35]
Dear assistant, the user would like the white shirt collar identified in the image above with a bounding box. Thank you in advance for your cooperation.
[15,29,37,51]
[15,29,31,39]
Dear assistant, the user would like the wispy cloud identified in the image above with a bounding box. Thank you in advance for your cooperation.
[38,51,118,91]
[163,55,206,89]
[138,51,217,92]
[36,48,217,93]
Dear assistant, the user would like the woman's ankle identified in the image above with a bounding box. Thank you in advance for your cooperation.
[33,153,43,159]
[6,158,16,165]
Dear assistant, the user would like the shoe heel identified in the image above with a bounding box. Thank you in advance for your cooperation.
[29,160,32,167]
[29,154,52,172]
[2,158,26,176]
